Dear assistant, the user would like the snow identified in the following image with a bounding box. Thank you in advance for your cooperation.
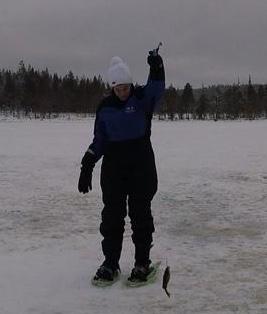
[0,118,267,314]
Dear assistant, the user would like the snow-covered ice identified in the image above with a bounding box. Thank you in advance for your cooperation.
[0,118,267,314]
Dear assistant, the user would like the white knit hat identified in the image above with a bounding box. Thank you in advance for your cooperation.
[107,56,133,87]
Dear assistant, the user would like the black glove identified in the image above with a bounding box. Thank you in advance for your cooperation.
[147,53,165,81]
[78,151,95,193]
[147,53,163,67]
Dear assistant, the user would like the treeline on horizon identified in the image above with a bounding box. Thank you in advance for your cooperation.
[1,61,267,120]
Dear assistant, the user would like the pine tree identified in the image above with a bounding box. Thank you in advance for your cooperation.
[246,75,257,119]
[164,85,178,120]
[196,93,209,119]
[181,83,194,119]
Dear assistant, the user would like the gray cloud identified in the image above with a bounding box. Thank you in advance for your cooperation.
[1,0,267,87]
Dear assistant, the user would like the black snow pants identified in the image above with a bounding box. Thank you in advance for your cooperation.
[100,138,157,269]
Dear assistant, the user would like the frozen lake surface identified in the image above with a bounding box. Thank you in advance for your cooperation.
[0,118,267,314]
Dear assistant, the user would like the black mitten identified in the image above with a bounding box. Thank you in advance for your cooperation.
[147,53,163,67]
[147,54,165,81]
[78,152,95,193]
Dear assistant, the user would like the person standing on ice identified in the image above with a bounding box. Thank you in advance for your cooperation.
[78,46,165,285]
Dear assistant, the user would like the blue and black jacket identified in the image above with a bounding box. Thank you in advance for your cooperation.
[87,60,165,163]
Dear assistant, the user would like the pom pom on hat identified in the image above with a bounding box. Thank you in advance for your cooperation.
[107,56,133,87]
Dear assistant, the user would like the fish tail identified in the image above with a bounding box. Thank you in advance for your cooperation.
[164,288,171,298]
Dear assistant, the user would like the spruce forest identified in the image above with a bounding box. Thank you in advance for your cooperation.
[1,61,267,120]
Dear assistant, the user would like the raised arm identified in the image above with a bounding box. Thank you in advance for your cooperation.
[138,50,165,113]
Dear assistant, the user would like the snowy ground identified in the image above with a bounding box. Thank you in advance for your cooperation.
[0,118,267,314]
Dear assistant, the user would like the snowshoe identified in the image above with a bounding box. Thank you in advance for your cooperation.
[91,265,120,287]
[126,261,161,287]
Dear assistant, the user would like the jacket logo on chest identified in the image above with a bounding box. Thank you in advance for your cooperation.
[124,105,136,114]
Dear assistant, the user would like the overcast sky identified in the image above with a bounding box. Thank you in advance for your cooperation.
[1,0,267,87]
